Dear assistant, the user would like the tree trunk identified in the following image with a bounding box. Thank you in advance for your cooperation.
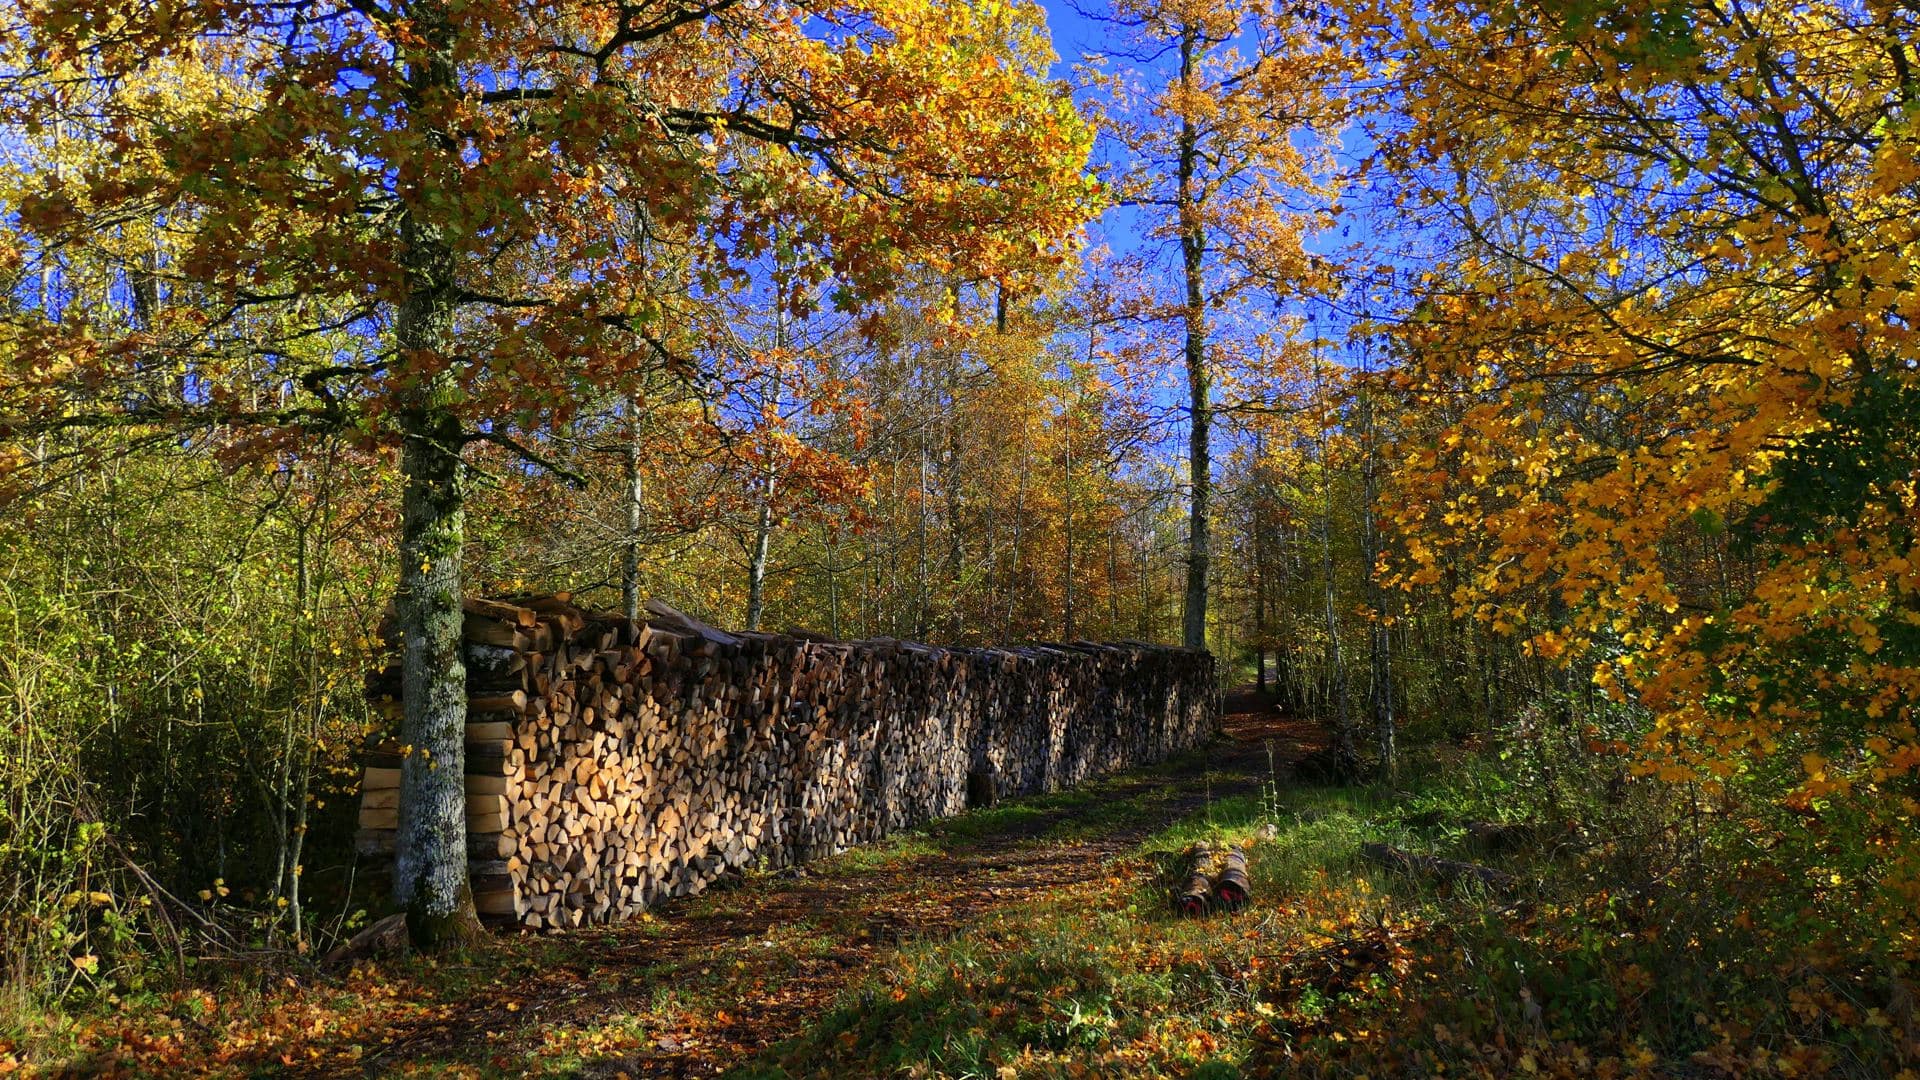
[1128,507,1144,634]
[1317,353,1356,776]
[391,0,482,950]
[1063,416,1075,641]
[1004,422,1030,640]
[825,526,842,638]
[1360,379,1396,778]
[944,338,966,639]
[1108,525,1121,636]
[394,397,482,947]
[622,399,644,624]
[1254,546,1268,694]
[746,476,775,631]
[915,421,930,639]
[1176,22,1211,652]
[1252,437,1270,695]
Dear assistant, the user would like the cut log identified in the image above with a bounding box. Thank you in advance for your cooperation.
[1174,843,1215,917]
[469,689,529,715]
[465,774,511,796]
[356,805,511,832]
[474,889,519,917]
[464,613,526,649]
[1213,846,1251,911]
[466,597,538,627]
[361,744,512,775]
[353,828,511,860]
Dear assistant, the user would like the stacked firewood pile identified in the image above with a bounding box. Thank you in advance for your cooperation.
[358,595,1217,929]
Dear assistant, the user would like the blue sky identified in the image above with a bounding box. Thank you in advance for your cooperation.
[1029,0,1391,359]
[1037,0,1109,72]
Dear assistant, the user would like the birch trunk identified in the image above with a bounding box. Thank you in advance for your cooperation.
[746,476,775,631]
[622,401,644,624]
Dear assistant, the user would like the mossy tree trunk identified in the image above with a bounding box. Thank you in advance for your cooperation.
[390,0,482,950]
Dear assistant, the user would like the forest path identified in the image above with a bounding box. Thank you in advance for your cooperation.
[298,691,1321,1078]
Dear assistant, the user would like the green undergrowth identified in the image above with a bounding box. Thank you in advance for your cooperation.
[737,743,1916,1080]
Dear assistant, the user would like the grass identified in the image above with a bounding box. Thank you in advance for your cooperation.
[811,835,945,876]
[733,743,1916,1079]
[736,763,1411,1079]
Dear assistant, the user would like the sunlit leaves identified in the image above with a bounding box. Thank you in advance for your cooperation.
[1351,0,1920,906]
[0,0,1098,457]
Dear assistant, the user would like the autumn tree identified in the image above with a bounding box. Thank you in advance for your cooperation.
[1348,0,1920,914]
[1078,0,1344,649]
[715,296,866,632]
[1,0,1094,946]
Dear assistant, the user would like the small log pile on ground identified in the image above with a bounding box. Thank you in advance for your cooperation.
[359,595,1217,929]
[1169,843,1254,916]
[1213,846,1251,910]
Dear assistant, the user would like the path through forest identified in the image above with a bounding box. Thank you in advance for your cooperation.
[301,692,1321,1078]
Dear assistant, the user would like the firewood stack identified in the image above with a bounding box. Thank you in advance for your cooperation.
[357,595,1216,930]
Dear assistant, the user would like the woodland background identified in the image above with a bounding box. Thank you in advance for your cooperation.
[1,0,1917,1073]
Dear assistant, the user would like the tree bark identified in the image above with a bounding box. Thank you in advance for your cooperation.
[915,425,930,639]
[394,388,481,947]
[622,398,644,624]
[1316,343,1356,776]
[391,0,482,950]
[1176,21,1212,652]
[1252,436,1270,694]
[825,527,842,638]
[1254,546,1268,694]
[1063,412,1075,641]
[746,475,774,631]
[1004,422,1030,639]
[1360,377,1396,778]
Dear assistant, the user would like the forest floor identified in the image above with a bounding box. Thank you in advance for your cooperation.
[16,692,1912,1077]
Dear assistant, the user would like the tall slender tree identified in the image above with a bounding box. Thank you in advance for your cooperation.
[1080,0,1343,648]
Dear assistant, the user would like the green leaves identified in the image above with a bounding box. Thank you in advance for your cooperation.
[1748,368,1920,540]
[1540,0,1701,68]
